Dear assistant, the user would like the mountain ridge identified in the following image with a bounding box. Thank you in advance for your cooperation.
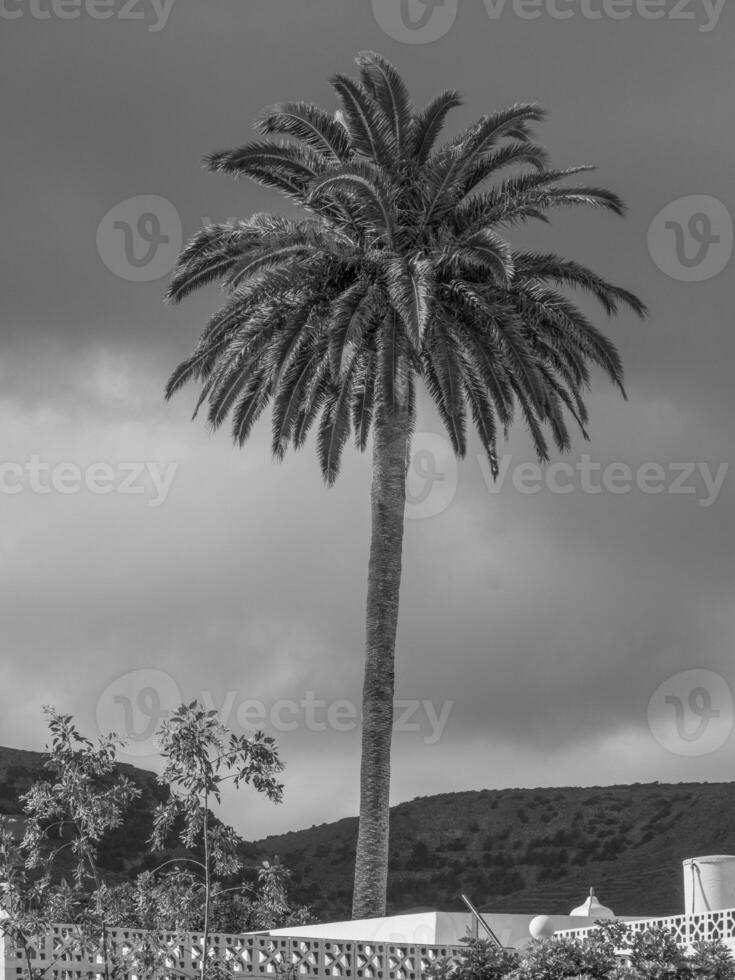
[247,781,735,921]
[1,746,731,923]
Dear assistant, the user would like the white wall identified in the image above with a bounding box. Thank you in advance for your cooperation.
[266,911,636,949]
[268,911,447,945]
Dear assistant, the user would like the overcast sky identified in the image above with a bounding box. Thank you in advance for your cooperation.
[2,0,734,840]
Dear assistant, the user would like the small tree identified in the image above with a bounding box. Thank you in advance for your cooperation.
[149,700,284,979]
[246,858,311,932]
[0,704,304,979]
[19,708,141,980]
[0,818,81,980]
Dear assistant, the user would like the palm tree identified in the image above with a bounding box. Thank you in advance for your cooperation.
[164,51,645,919]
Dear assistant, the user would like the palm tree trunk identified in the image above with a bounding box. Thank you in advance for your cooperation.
[352,408,410,920]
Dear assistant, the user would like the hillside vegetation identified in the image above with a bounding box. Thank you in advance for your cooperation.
[248,782,735,921]
[0,745,169,880]
[2,748,731,923]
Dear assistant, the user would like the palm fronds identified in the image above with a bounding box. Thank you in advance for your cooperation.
[167,51,644,482]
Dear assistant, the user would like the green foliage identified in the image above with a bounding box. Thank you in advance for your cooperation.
[151,701,282,859]
[509,929,618,980]
[150,701,284,979]
[13,708,143,980]
[428,938,519,980]
[235,781,735,921]
[407,841,432,870]
[688,941,735,980]
[3,759,731,926]
[432,927,735,980]
[0,817,82,980]
[166,51,644,485]
[0,705,308,980]
[21,708,141,891]
[247,858,312,932]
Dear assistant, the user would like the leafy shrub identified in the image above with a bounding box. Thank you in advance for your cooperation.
[0,705,310,980]
[426,925,735,980]
[427,938,518,980]
[406,841,432,870]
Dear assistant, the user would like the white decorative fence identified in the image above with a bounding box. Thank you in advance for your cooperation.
[556,906,735,950]
[6,907,735,978]
[0,924,466,980]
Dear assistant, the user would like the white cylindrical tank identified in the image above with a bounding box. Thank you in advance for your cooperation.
[683,856,735,914]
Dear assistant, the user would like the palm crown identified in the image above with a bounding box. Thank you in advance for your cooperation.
[165,51,645,481]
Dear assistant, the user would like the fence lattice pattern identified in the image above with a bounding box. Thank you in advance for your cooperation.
[556,907,735,948]
[0,924,466,980]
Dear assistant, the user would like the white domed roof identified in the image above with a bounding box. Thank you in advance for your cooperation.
[570,887,615,918]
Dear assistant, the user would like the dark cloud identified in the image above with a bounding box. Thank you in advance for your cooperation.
[1,0,733,838]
